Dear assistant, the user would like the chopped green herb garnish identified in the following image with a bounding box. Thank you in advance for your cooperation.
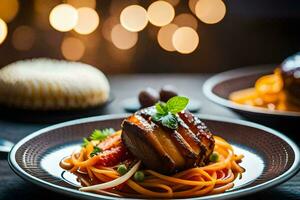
[134,171,144,182]
[90,128,115,141]
[90,146,102,157]
[117,164,128,175]
[81,128,115,147]
[81,137,89,147]
[152,96,189,129]
[209,152,219,162]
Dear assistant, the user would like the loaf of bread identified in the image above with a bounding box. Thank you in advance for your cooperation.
[0,58,110,110]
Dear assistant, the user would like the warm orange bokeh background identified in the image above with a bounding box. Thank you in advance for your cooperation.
[0,0,300,74]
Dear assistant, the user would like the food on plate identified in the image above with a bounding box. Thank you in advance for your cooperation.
[122,107,214,174]
[138,85,179,108]
[0,58,110,110]
[60,96,245,198]
[229,52,300,112]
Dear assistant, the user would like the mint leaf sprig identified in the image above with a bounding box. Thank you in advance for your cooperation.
[152,96,189,129]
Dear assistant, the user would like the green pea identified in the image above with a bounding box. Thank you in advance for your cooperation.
[117,164,127,175]
[209,152,219,162]
[134,171,144,182]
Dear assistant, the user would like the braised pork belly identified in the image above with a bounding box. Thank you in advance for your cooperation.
[121,107,215,174]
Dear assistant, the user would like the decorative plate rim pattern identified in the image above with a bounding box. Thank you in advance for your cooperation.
[9,114,300,200]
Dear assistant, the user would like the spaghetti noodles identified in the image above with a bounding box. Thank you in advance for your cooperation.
[60,131,244,198]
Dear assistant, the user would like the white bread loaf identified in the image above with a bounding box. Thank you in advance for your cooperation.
[0,58,110,110]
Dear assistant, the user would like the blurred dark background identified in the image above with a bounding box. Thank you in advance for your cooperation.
[0,0,300,74]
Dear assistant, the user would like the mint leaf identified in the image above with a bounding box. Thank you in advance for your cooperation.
[90,128,115,141]
[161,113,178,129]
[152,96,189,129]
[90,146,102,157]
[152,113,164,122]
[166,96,189,114]
[82,137,89,147]
[152,113,178,129]
[155,102,168,115]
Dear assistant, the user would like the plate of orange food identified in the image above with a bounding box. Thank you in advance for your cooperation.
[9,96,300,199]
[203,52,300,127]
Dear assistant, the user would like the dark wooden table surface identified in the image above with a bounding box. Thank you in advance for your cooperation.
[0,74,299,200]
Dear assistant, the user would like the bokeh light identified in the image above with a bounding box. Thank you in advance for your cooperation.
[147,1,175,27]
[111,24,138,50]
[0,0,225,56]
[0,18,8,44]
[120,5,148,32]
[74,7,99,35]
[102,16,119,42]
[49,4,78,32]
[12,26,35,51]
[172,27,199,54]
[61,37,85,60]
[0,0,19,23]
[195,0,226,24]
[67,0,96,9]
[173,13,198,30]
[157,23,178,51]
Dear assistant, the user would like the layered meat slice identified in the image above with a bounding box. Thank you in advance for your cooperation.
[178,111,215,164]
[121,107,215,174]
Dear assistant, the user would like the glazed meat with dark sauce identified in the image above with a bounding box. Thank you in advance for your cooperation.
[121,107,215,174]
